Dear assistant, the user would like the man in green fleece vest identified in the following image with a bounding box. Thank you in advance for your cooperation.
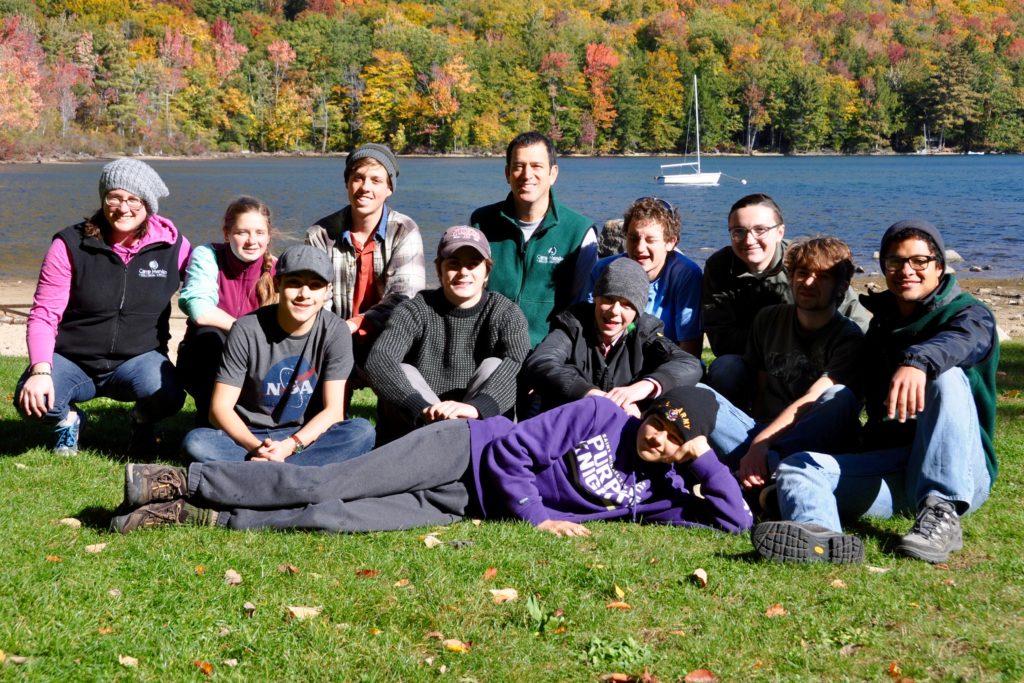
[470,131,597,348]
[752,220,999,565]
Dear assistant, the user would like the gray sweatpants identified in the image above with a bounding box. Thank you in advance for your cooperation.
[186,420,472,532]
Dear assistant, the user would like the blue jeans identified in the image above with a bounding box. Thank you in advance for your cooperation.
[704,382,862,473]
[775,369,992,532]
[704,355,753,412]
[15,351,185,423]
[182,418,376,466]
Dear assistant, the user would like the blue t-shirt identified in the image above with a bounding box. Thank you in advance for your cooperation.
[585,252,703,343]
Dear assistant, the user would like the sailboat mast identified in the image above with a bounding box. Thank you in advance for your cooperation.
[693,74,702,173]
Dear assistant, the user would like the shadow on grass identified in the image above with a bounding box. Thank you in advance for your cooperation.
[998,343,1024,393]
[75,505,119,531]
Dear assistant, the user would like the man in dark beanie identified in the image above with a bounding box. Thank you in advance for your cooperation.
[524,256,701,416]
[112,387,751,537]
[306,143,424,389]
[755,219,998,565]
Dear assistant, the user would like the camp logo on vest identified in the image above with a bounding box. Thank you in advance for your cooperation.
[261,356,318,422]
[137,260,168,278]
[570,433,651,508]
[535,246,564,265]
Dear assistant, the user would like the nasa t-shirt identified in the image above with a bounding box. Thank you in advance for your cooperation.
[216,306,354,429]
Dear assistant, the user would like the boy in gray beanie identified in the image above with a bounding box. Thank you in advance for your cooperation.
[524,252,700,416]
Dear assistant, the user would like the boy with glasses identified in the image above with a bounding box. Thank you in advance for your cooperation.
[753,220,998,564]
[702,193,869,408]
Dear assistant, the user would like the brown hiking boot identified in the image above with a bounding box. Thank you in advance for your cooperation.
[110,499,191,533]
[124,464,187,508]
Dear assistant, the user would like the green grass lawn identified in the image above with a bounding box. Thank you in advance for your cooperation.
[2,349,1023,682]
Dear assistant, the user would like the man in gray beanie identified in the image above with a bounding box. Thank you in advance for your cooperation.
[306,143,424,394]
[523,252,700,416]
[98,158,170,216]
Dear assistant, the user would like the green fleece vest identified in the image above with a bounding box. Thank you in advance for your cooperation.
[879,288,1000,483]
[472,192,592,346]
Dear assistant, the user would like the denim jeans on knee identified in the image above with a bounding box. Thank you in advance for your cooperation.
[183,418,376,466]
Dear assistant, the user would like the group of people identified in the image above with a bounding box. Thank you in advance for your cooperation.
[14,132,999,567]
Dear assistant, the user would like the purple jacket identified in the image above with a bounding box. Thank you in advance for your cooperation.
[468,397,752,533]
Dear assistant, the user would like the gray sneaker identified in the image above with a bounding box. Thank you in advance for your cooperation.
[752,521,864,564]
[124,464,188,508]
[896,496,963,563]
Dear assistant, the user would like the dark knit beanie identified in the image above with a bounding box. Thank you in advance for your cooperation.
[594,257,649,313]
[642,385,717,441]
[345,143,399,190]
[98,158,169,215]
[879,219,946,269]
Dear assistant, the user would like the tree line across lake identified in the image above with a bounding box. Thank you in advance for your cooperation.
[2,0,1023,159]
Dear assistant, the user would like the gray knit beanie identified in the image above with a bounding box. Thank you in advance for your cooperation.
[879,219,946,269]
[594,257,649,314]
[98,158,169,215]
[345,143,399,190]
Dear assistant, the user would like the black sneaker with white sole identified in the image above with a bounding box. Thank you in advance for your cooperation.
[896,496,963,563]
[752,521,864,564]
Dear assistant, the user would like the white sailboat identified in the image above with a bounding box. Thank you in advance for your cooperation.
[657,74,721,186]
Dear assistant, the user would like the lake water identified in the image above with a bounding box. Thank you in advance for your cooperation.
[2,155,1022,283]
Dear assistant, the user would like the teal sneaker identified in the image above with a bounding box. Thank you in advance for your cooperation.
[54,410,88,456]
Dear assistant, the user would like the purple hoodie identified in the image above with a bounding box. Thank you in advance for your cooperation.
[468,396,752,533]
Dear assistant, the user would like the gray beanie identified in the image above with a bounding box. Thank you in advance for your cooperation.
[879,219,946,269]
[98,158,169,215]
[594,257,649,314]
[345,143,399,190]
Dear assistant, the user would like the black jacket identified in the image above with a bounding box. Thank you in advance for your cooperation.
[523,302,702,411]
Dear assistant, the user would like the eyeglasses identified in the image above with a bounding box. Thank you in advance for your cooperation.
[883,255,938,272]
[104,195,144,211]
[635,196,674,213]
[729,223,781,241]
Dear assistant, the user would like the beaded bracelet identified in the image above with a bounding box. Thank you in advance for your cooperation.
[29,370,51,377]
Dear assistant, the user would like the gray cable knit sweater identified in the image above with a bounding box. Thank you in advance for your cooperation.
[366,289,530,420]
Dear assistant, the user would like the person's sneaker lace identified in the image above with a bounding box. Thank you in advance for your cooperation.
[896,496,963,563]
[53,410,87,456]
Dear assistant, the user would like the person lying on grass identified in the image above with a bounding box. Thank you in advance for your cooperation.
[179,244,375,466]
[111,386,753,536]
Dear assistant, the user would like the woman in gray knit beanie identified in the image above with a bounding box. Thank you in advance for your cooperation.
[14,158,189,458]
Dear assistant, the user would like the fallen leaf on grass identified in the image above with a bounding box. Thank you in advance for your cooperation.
[193,659,214,676]
[8,655,28,665]
[97,626,113,635]
[830,579,847,589]
[0,650,5,663]
[394,578,411,588]
[489,588,518,604]
[108,588,121,598]
[471,518,482,526]
[943,578,957,587]
[764,603,787,618]
[599,674,635,682]
[355,568,379,578]
[424,631,444,640]
[84,543,107,554]
[443,638,469,653]
[423,535,443,548]
[45,555,61,562]
[224,569,242,586]
[839,643,863,657]
[284,605,322,621]
[866,565,891,574]
[57,518,81,528]
[614,584,626,599]
[368,628,382,636]
[933,563,950,571]
[243,602,256,617]
[482,566,498,581]
[691,568,708,588]
[277,563,300,574]
[606,601,632,610]
[218,627,231,636]
[195,565,205,576]
[118,655,138,668]
[668,629,686,637]
[15,463,27,470]
[683,669,718,683]
[223,659,238,668]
